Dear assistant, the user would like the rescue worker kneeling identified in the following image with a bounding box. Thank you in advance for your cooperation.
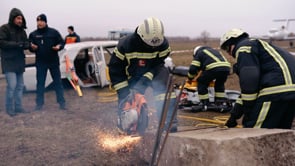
[220,28,295,129]
[108,17,178,135]
[187,46,231,111]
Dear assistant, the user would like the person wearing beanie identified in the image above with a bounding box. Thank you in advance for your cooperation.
[0,8,30,116]
[29,13,67,111]
[36,14,47,23]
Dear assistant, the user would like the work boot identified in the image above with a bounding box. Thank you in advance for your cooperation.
[164,117,178,133]
[59,103,67,110]
[35,105,43,111]
[215,99,230,113]
[169,123,178,133]
[164,122,178,133]
[6,109,16,117]
[200,99,210,111]
[15,108,30,114]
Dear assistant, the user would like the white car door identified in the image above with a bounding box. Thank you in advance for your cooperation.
[92,47,108,87]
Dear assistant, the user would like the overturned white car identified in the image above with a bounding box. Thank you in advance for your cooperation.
[23,41,118,91]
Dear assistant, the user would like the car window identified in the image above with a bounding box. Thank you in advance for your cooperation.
[103,46,116,64]
[93,47,102,62]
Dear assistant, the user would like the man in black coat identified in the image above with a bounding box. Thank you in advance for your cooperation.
[0,8,30,116]
[29,14,66,111]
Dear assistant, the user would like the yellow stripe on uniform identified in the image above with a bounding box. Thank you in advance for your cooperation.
[241,93,258,101]
[155,92,177,101]
[190,60,201,67]
[114,48,125,60]
[254,101,271,128]
[143,72,154,80]
[203,49,231,70]
[113,80,128,91]
[203,49,221,62]
[159,47,171,57]
[235,46,251,60]
[205,62,231,70]
[215,92,226,98]
[199,93,209,100]
[258,84,295,97]
[259,40,292,85]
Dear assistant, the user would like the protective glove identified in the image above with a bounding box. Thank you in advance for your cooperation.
[133,76,151,94]
[225,116,238,128]
[225,102,243,128]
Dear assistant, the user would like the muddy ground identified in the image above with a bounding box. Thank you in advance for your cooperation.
[0,74,294,165]
[0,74,236,166]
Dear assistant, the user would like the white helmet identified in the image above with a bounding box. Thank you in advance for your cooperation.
[193,45,203,55]
[220,28,248,50]
[137,17,164,47]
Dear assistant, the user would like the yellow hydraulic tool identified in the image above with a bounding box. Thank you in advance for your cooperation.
[65,55,83,97]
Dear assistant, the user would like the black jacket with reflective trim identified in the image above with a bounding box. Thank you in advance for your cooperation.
[233,38,295,106]
[188,46,230,79]
[108,32,170,91]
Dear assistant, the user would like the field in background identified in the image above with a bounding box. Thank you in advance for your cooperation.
[1,39,294,91]
[169,39,295,91]
[0,39,294,165]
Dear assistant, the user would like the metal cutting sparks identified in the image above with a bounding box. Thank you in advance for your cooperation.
[97,132,141,152]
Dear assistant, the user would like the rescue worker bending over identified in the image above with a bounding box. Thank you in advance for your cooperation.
[108,17,178,134]
[187,46,231,111]
[220,28,295,129]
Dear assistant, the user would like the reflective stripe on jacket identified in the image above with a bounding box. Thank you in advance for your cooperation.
[108,32,171,91]
[233,38,295,106]
[188,46,230,79]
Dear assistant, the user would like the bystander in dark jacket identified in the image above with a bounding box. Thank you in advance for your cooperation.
[29,14,67,111]
[0,8,30,116]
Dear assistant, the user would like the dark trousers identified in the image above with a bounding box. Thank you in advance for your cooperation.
[197,70,229,102]
[152,66,177,126]
[243,100,295,129]
[36,62,65,106]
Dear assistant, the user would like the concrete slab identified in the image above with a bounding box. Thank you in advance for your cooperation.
[140,128,295,166]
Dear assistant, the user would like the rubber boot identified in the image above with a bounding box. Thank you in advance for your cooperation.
[215,98,230,113]
[200,99,210,111]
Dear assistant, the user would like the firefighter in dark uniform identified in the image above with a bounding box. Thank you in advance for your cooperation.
[220,28,295,129]
[108,17,178,133]
[187,46,231,111]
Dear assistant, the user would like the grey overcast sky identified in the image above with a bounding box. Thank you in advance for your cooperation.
[1,0,295,38]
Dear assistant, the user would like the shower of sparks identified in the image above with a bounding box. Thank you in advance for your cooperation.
[97,132,141,152]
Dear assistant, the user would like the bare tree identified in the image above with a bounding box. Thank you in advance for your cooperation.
[200,30,210,44]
